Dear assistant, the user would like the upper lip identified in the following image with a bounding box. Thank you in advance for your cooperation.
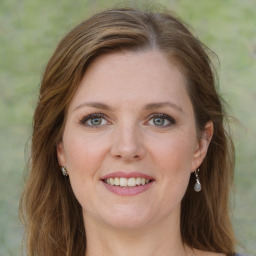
[101,171,154,180]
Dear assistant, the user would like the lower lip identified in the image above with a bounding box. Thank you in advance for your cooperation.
[102,181,154,196]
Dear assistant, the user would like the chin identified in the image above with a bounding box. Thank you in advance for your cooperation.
[105,216,151,231]
[98,204,155,230]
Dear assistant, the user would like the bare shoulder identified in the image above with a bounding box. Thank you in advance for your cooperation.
[203,253,225,256]
[191,249,226,256]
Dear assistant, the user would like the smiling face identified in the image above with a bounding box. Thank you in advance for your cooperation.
[57,50,212,231]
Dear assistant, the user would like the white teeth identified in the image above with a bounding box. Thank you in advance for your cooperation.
[104,177,151,187]
[120,177,128,186]
[127,178,136,187]
[109,178,115,185]
[136,177,141,185]
[114,177,120,186]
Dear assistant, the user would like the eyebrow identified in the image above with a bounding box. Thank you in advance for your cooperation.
[73,102,112,112]
[73,101,183,113]
[144,102,184,113]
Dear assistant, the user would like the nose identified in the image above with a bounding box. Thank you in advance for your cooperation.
[110,123,146,161]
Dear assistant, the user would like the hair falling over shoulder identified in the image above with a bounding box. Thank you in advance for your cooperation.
[19,6,236,256]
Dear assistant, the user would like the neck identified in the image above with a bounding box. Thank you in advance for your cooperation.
[84,210,188,256]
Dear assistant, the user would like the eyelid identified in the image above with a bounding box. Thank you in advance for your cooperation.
[78,112,175,128]
[79,112,110,126]
[146,113,176,126]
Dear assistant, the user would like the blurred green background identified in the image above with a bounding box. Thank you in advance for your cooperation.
[0,0,255,255]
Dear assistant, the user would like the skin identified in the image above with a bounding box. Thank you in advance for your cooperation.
[57,50,222,256]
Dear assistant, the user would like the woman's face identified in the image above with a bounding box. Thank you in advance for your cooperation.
[57,50,211,230]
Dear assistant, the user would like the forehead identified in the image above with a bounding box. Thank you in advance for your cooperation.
[68,50,192,112]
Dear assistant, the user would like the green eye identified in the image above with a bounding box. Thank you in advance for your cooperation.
[153,117,165,126]
[89,117,102,126]
[80,113,108,127]
[147,114,176,127]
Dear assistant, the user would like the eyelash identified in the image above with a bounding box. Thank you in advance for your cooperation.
[79,113,109,127]
[147,113,176,127]
[79,112,176,127]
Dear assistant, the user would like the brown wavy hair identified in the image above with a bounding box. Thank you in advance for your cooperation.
[20,7,236,256]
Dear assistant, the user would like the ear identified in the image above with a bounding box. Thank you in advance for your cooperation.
[56,141,67,167]
[191,121,214,171]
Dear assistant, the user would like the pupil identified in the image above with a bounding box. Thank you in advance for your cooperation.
[154,117,164,126]
[91,117,101,125]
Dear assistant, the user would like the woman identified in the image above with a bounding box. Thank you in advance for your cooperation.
[20,7,244,256]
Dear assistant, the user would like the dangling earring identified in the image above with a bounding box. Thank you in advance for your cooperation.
[61,166,68,177]
[194,169,201,192]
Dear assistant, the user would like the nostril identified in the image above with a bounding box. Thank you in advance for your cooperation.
[110,138,146,160]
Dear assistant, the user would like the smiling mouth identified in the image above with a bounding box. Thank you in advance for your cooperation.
[104,177,151,187]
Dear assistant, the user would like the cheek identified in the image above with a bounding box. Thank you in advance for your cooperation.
[62,133,108,205]
[145,132,196,216]
[63,130,109,176]
[149,130,196,174]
